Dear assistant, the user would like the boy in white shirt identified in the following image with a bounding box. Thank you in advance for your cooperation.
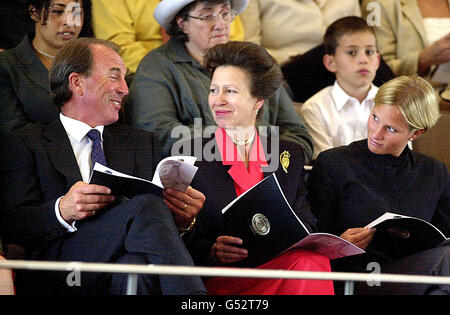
[300,16,381,160]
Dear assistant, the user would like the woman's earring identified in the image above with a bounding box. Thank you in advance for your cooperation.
[255,109,259,115]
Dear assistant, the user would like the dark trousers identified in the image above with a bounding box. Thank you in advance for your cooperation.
[16,194,206,295]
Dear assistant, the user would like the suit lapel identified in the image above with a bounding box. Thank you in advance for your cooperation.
[217,161,237,203]
[43,120,82,190]
[261,134,280,179]
[272,145,289,191]
[263,140,302,203]
[43,122,136,191]
[200,136,238,207]
[400,0,428,46]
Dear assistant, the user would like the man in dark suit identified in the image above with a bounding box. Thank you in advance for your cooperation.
[0,38,206,295]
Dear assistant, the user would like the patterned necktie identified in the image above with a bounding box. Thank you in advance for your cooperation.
[87,129,107,169]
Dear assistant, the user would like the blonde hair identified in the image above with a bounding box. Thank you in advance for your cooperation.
[374,76,440,131]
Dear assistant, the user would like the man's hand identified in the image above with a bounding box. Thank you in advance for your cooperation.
[59,181,115,223]
[162,186,205,229]
[211,236,248,265]
[340,227,376,250]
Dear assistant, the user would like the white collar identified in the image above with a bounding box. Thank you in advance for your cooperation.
[60,113,105,143]
[331,81,378,111]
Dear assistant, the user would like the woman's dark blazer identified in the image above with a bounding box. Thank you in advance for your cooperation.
[0,33,57,134]
[184,133,317,266]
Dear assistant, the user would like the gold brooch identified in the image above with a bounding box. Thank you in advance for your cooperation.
[280,150,290,173]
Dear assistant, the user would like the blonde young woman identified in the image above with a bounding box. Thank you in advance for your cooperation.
[0,0,92,134]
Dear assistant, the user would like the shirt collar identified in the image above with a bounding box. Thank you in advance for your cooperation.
[60,113,105,143]
[331,81,378,111]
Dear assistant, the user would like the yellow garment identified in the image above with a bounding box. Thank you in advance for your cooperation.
[92,0,244,74]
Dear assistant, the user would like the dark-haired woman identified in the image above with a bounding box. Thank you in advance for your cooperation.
[184,41,334,295]
[0,0,92,133]
[127,0,313,162]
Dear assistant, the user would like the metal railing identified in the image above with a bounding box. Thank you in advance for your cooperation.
[1,259,449,295]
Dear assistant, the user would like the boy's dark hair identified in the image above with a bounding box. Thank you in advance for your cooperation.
[324,16,376,55]
[26,0,93,37]
[204,41,282,100]
[167,0,231,43]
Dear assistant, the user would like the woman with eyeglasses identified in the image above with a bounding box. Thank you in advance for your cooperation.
[91,0,244,76]
[0,0,93,134]
[127,0,313,162]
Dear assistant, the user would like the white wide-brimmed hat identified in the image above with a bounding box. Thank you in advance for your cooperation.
[154,0,249,29]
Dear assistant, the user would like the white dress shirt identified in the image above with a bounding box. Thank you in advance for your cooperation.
[55,113,105,232]
[300,81,378,159]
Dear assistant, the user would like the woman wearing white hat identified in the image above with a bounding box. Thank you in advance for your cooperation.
[127,0,313,162]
